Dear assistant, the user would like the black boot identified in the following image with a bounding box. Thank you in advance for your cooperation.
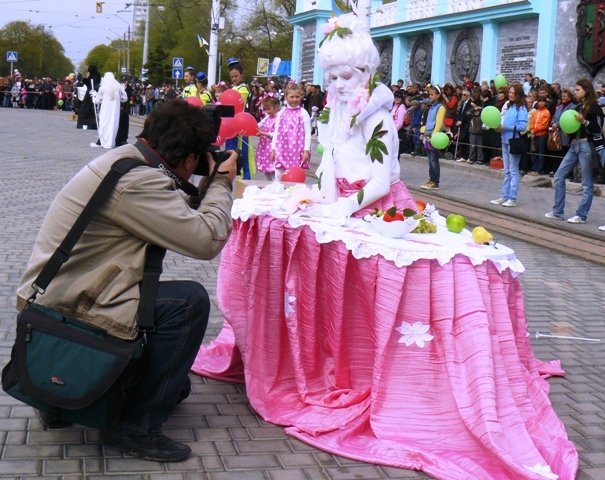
[99,428,191,462]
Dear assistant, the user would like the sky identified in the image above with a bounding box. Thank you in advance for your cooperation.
[2,0,151,69]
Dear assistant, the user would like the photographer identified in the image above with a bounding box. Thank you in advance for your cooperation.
[16,99,237,462]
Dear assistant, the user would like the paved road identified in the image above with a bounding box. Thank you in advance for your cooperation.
[0,109,604,480]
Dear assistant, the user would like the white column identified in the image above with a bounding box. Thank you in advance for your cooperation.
[207,0,220,86]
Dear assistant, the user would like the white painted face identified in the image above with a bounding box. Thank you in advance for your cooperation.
[327,65,365,102]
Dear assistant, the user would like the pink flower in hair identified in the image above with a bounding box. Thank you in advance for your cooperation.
[321,17,339,36]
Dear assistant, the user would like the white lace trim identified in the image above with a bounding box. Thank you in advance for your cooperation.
[233,184,525,276]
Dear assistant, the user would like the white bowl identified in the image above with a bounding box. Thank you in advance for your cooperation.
[363,215,420,238]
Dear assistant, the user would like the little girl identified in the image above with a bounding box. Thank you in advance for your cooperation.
[256,96,281,180]
[270,82,311,180]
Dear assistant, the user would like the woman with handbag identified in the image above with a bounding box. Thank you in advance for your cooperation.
[549,89,576,174]
[490,83,528,207]
[545,78,603,224]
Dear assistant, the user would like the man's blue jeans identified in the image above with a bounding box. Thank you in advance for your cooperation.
[119,280,209,434]
[501,143,521,201]
[552,138,593,220]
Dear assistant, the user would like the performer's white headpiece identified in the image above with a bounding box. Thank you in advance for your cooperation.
[317,14,379,77]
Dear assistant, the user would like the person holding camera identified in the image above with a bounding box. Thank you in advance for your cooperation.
[16,99,238,462]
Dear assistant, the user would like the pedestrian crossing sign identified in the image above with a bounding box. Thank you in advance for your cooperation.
[6,51,18,62]
[173,57,184,68]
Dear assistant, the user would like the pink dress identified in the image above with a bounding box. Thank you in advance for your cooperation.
[255,115,277,173]
[274,106,310,170]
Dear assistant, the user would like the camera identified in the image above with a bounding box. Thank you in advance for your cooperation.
[194,104,242,176]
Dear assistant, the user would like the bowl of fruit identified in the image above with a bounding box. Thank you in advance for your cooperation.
[364,207,421,238]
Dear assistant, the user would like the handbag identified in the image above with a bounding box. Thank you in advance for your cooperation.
[547,127,562,151]
[509,127,530,154]
[2,158,166,429]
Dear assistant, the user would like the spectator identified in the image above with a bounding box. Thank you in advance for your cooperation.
[545,78,604,224]
[490,83,528,207]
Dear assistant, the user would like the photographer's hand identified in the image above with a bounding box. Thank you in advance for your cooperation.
[211,150,238,182]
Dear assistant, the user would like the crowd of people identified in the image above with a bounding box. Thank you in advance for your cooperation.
[3,64,605,228]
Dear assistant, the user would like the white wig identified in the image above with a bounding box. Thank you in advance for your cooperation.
[317,14,380,76]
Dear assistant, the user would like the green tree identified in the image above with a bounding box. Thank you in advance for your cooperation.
[220,0,293,81]
[145,47,172,86]
[0,21,74,78]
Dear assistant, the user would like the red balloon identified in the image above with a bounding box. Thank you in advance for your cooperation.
[216,117,236,144]
[233,112,258,136]
[281,166,306,183]
[220,89,245,113]
[185,96,203,108]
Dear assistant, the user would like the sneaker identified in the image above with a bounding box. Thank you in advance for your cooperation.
[100,429,191,462]
[420,181,439,190]
[89,142,100,148]
[502,199,517,207]
[490,197,506,205]
[455,157,467,162]
[567,215,586,224]
[545,211,563,220]
[599,225,605,231]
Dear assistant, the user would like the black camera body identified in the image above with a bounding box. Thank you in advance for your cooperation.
[194,104,242,176]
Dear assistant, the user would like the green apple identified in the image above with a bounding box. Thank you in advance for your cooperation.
[446,213,466,233]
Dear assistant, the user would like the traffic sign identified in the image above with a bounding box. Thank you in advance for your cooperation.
[6,51,18,62]
[172,67,183,80]
[172,57,183,68]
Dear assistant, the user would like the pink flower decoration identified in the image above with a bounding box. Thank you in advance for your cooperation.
[321,18,338,36]
[348,87,370,116]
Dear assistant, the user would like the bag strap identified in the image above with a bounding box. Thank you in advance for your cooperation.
[30,157,165,333]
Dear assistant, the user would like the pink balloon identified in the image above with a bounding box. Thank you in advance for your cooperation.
[233,112,258,136]
[220,89,245,113]
[281,166,306,183]
[185,96,203,108]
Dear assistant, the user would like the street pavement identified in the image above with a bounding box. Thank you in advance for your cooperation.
[0,108,604,480]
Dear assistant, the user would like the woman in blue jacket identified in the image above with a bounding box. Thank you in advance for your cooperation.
[490,83,528,207]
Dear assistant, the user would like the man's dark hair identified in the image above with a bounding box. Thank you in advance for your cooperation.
[138,99,216,168]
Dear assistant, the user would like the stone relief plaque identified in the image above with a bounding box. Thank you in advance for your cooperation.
[450,30,480,84]
[410,35,433,84]
[497,19,538,82]
[375,38,393,84]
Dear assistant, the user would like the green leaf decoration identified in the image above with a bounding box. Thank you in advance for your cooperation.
[357,189,364,205]
[318,171,323,190]
[403,208,417,218]
[369,72,381,94]
[386,206,397,216]
[350,114,358,128]
[364,120,389,164]
[318,107,330,124]
[319,26,353,47]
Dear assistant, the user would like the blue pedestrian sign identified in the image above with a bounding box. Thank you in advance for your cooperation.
[172,57,183,68]
[6,51,18,62]
[172,67,183,80]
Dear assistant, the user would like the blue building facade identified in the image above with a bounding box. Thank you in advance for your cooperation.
[289,0,604,88]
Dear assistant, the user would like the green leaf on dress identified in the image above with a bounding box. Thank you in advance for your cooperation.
[357,189,364,205]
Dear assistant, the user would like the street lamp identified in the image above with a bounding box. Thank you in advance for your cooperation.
[142,0,150,79]
[106,37,120,73]
[112,14,131,75]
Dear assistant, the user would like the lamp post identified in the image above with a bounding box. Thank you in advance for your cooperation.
[112,14,131,75]
[142,0,150,79]
[106,37,120,73]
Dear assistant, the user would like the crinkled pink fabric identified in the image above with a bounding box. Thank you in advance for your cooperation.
[191,216,578,480]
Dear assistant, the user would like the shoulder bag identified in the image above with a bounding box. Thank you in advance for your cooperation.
[2,158,166,429]
[509,109,530,154]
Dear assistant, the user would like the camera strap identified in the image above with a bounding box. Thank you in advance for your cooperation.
[133,139,200,197]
